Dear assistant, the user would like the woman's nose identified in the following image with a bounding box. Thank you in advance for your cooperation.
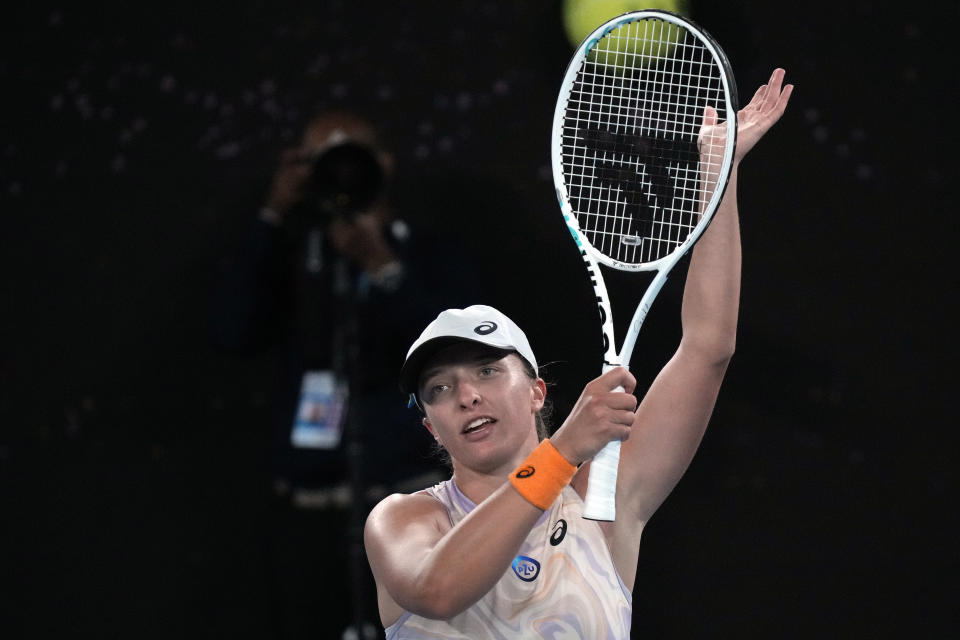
[457,381,481,407]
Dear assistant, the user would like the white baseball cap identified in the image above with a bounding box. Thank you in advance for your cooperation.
[399,305,538,400]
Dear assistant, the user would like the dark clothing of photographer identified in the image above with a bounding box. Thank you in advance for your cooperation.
[212,111,477,496]
[213,206,468,493]
[210,111,482,637]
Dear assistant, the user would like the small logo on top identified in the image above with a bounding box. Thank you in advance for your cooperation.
[474,321,497,335]
[511,555,540,582]
[550,519,567,546]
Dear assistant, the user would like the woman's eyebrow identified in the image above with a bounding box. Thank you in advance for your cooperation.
[420,353,507,382]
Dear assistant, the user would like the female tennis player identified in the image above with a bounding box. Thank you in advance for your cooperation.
[364,69,793,638]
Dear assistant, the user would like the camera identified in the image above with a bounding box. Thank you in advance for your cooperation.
[307,142,385,220]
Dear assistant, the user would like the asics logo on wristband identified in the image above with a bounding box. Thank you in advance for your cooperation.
[516,466,535,479]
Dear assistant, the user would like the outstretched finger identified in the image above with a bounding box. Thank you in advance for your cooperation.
[772,82,794,118]
[701,104,718,128]
[743,83,767,114]
[698,105,719,150]
[762,69,794,115]
[764,69,785,102]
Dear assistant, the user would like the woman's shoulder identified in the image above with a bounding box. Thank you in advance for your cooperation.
[366,483,452,537]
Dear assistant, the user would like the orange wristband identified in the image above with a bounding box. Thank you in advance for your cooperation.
[509,439,577,510]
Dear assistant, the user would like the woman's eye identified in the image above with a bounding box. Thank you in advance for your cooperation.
[421,383,447,405]
[479,366,496,376]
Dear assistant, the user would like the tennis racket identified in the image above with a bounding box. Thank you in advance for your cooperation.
[551,10,738,521]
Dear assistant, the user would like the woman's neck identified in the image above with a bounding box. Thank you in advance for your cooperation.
[451,432,541,505]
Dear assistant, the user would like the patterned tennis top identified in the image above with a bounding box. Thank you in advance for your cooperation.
[384,479,633,639]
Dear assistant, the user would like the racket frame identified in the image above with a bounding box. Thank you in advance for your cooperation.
[550,10,738,520]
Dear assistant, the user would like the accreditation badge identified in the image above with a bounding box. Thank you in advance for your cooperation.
[290,370,348,449]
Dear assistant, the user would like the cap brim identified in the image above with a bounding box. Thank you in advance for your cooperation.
[398,337,515,396]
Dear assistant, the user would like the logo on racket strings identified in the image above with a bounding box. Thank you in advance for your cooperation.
[474,321,497,335]
[516,466,535,479]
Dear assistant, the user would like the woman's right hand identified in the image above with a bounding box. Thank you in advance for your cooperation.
[550,366,637,466]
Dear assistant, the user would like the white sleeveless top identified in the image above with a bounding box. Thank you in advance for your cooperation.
[384,479,633,639]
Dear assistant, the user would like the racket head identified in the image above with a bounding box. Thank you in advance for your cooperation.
[552,10,739,273]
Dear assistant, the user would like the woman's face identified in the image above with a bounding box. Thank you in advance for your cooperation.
[418,343,544,475]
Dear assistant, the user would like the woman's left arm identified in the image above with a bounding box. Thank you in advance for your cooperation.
[604,69,793,587]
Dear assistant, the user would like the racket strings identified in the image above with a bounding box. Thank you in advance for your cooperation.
[561,18,730,265]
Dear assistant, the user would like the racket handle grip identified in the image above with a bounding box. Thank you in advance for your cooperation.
[581,378,625,521]
[582,439,621,521]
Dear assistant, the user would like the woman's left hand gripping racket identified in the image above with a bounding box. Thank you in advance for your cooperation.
[551,10,739,521]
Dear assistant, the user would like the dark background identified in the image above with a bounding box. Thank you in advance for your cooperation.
[2,1,956,638]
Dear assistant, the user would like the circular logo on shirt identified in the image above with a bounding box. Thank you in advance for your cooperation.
[511,555,541,582]
[474,321,497,335]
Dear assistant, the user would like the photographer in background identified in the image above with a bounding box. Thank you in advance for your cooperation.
[212,110,476,637]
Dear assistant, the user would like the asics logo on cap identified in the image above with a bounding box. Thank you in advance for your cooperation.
[474,321,497,335]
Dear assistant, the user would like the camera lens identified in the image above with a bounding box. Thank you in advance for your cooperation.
[310,142,384,218]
